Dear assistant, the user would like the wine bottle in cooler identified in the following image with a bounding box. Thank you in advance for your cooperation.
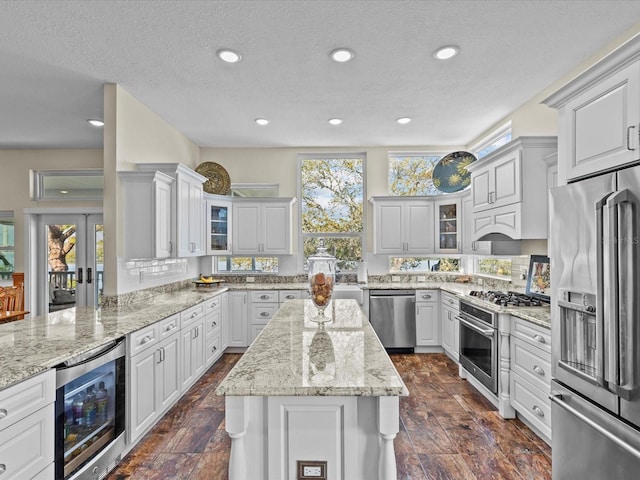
[96,381,108,423]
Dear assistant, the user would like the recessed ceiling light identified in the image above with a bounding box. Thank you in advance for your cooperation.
[87,119,104,127]
[217,49,242,63]
[330,48,355,63]
[255,118,270,126]
[328,118,343,125]
[433,45,459,60]
[396,117,412,125]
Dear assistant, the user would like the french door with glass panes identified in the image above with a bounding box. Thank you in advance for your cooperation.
[37,214,103,313]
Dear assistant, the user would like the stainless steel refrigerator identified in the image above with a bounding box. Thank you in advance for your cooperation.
[550,165,640,479]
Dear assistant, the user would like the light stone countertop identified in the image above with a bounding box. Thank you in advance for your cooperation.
[215,299,409,397]
[0,286,228,391]
[0,280,550,392]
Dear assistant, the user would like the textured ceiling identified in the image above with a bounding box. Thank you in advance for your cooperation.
[1,0,640,149]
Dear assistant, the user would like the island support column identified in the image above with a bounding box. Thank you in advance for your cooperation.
[226,396,249,480]
[378,396,399,480]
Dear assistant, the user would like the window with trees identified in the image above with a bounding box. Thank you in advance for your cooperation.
[0,212,14,285]
[388,152,446,196]
[216,257,278,273]
[390,257,460,273]
[299,154,364,272]
[477,258,512,278]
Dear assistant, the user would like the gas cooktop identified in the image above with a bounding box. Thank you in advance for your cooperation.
[468,290,549,307]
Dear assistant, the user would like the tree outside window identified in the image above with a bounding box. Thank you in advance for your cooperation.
[388,153,444,196]
[300,155,364,271]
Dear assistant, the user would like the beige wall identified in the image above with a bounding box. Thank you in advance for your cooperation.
[0,149,103,272]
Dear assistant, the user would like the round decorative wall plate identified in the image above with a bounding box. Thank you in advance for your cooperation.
[432,151,477,193]
[195,162,231,195]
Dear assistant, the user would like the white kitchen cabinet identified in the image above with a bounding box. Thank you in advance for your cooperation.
[137,163,207,258]
[543,39,640,183]
[127,314,181,444]
[228,291,249,347]
[371,197,435,254]
[466,137,557,241]
[462,195,520,255]
[220,291,230,350]
[180,304,206,391]
[415,290,440,346]
[119,170,174,259]
[232,198,295,255]
[205,194,233,255]
[203,295,224,367]
[0,370,55,480]
[434,199,461,253]
[510,317,552,444]
[249,291,279,344]
[440,291,459,361]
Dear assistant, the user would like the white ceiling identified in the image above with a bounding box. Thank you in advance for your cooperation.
[1,0,640,150]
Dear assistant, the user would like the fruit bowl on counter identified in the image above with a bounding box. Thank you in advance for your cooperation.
[192,275,225,287]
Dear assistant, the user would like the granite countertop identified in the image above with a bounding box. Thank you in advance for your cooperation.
[215,299,409,397]
[0,286,228,391]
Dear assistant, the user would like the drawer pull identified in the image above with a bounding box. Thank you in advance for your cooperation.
[140,335,153,345]
[212,346,217,352]
[285,295,295,299]
[165,323,176,332]
[0,409,7,419]
[211,321,217,327]
[448,299,454,304]
[422,294,432,300]
[533,365,545,376]
[260,312,270,317]
[260,295,270,300]
[0,464,5,474]
[532,405,544,417]
[533,334,546,344]
[210,302,217,308]
[191,312,198,318]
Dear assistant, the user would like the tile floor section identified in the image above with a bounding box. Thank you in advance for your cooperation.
[107,353,552,480]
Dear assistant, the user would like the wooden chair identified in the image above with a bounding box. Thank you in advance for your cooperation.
[0,284,24,311]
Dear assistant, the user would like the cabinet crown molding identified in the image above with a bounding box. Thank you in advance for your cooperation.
[465,136,557,172]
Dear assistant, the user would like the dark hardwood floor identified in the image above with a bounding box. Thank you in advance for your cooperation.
[107,353,552,480]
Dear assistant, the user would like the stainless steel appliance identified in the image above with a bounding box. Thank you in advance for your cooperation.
[368,290,415,352]
[457,300,498,393]
[550,165,640,478]
[55,339,126,480]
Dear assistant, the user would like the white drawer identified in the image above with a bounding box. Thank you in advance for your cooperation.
[511,317,551,354]
[279,290,303,302]
[127,322,159,357]
[205,308,222,337]
[250,291,279,303]
[203,296,222,313]
[441,291,459,309]
[206,333,223,366]
[31,462,54,480]
[0,403,55,480]
[510,371,552,440]
[180,303,205,329]
[158,314,180,340]
[416,290,439,302]
[250,303,278,324]
[0,370,55,432]
[511,337,551,394]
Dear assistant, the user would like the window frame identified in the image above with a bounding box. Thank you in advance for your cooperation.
[0,211,15,284]
[297,152,367,273]
[387,151,449,196]
[33,169,104,201]
[469,123,513,159]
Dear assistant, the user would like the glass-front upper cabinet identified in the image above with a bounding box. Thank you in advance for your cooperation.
[205,195,233,255]
[435,199,461,253]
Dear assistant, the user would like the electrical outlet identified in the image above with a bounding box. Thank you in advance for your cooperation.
[417,276,426,282]
[297,461,327,479]
[246,276,255,283]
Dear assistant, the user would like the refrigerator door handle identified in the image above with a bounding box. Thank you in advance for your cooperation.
[607,189,640,400]
[550,393,640,461]
[595,193,613,388]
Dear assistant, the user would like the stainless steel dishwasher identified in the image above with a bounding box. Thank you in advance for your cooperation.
[368,290,415,352]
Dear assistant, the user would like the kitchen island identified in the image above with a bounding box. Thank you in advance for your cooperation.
[216,299,409,480]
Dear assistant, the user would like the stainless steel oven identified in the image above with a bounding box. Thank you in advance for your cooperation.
[458,300,498,394]
[55,339,126,480]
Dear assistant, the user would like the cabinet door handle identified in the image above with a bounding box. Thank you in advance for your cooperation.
[156,349,163,363]
[533,334,546,344]
[169,241,173,253]
[627,125,636,151]
[0,408,7,419]
[533,365,545,376]
[211,321,217,327]
[212,345,217,352]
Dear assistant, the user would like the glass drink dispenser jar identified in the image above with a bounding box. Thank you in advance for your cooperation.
[308,239,336,321]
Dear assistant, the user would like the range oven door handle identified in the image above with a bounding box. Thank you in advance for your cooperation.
[456,315,494,337]
[550,392,640,461]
